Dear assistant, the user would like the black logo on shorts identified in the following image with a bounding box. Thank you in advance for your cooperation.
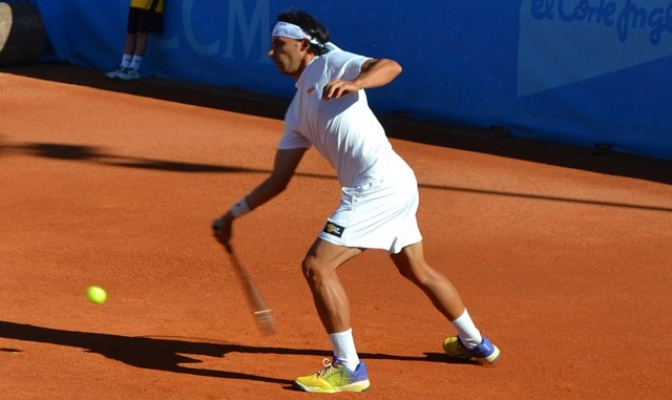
[322,221,345,238]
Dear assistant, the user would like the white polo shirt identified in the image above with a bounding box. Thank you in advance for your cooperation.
[278,49,401,188]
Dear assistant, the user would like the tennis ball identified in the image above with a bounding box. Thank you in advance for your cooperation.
[87,286,107,304]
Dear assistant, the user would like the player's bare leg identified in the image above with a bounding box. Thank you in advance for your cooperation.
[294,239,370,393]
[390,241,465,319]
[302,238,362,333]
[391,241,500,364]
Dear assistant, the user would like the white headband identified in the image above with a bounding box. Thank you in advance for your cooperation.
[272,21,322,47]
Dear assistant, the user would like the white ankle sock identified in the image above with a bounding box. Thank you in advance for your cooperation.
[451,309,483,349]
[120,54,132,68]
[129,55,143,70]
[329,328,360,371]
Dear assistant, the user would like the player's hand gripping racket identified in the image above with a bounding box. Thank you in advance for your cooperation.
[212,219,276,335]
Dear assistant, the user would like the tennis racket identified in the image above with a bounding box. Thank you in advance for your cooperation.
[213,219,276,335]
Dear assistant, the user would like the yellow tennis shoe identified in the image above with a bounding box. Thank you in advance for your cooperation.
[294,358,370,393]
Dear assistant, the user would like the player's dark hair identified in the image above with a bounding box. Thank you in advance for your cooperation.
[276,9,330,55]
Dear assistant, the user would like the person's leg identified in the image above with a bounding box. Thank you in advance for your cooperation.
[105,32,136,78]
[117,31,143,80]
[390,241,500,363]
[294,238,370,393]
[303,238,362,365]
[128,31,148,71]
[119,8,153,80]
[123,33,137,59]
[132,32,148,57]
[390,241,466,320]
[118,33,136,69]
[121,7,140,68]
[302,238,362,333]
[129,8,162,70]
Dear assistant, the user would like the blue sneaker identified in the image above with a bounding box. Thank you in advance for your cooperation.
[294,358,370,393]
[443,336,501,364]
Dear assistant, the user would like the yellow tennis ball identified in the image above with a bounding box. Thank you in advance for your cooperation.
[87,286,107,304]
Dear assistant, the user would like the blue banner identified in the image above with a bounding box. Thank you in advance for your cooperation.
[24,0,672,161]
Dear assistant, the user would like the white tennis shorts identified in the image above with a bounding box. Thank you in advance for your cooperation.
[318,161,422,254]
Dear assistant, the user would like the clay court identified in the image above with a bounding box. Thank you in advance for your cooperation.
[2,64,672,399]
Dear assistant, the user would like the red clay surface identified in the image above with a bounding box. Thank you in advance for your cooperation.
[2,64,672,400]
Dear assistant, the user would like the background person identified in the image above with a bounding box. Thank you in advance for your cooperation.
[105,0,164,81]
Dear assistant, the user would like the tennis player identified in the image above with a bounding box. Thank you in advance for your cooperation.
[213,8,500,393]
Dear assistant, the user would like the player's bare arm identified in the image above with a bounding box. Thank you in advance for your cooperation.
[247,147,307,208]
[214,147,307,244]
[322,58,402,100]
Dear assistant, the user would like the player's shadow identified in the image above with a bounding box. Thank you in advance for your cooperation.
[8,142,672,213]
[0,320,462,386]
[6,141,335,180]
